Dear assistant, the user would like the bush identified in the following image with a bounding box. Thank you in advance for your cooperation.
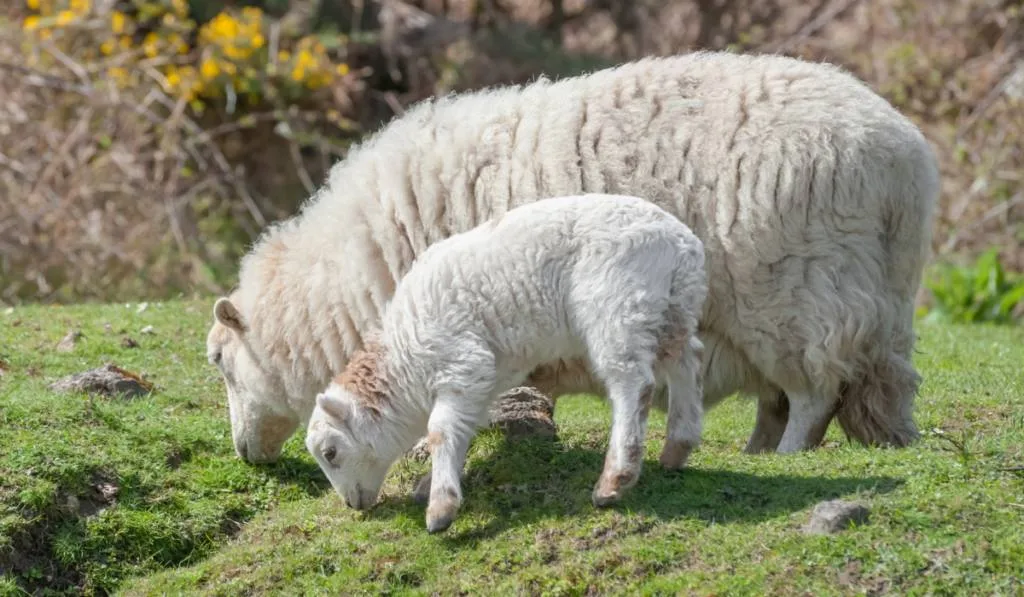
[1,0,362,303]
[923,249,1024,325]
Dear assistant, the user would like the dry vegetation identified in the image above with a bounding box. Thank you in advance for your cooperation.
[1,0,1022,304]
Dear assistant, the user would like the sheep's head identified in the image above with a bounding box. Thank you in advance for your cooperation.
[207,296,298,464]
[306,383,401,511]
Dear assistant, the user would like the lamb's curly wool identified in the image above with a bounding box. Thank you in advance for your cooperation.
[305,194,708,532]
[207,51,939,463]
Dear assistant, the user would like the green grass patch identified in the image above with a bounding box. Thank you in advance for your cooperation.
[1,301,1022,595]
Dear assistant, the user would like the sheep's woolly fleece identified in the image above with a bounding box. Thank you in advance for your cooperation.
[207,50,939,463]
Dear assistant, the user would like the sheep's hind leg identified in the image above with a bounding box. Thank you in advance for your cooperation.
[774,389,840,453]
[592,373,655,507]
[659,336,704,470]
[744,389,789,454]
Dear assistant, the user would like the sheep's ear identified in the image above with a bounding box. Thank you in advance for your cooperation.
[213,297,247,334]
[317,391,350,422]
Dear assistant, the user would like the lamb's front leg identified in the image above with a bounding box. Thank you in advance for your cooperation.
[593,376,655,507]
[424,402,477,533]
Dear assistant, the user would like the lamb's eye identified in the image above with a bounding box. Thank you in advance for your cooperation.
[323,446,337,463]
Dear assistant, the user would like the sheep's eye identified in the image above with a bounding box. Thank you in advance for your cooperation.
[323,446,337,463]
[209,351,222,366]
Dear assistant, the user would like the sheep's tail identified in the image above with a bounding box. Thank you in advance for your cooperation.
[837,129,939,448]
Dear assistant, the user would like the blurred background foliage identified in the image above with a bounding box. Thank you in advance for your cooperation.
[0,0,1022,322]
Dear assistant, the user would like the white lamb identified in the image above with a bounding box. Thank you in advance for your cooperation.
[207,51,939,464]
[305,194,708,533]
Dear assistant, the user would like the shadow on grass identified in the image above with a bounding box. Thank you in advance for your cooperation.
[365,433,903,545]
[258,454,333,496]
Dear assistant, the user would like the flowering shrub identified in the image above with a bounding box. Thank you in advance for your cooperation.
[21,0,353,113]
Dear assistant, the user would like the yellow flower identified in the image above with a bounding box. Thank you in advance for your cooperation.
[277,50,290,62]
[23,15,40,30]
[111,11,126,34]
[143,32,160,57]
[200,57,219,80]
[55,10,75,26]
[335,63,349,76]
[290,66,305,82]
[252,33,265,48]
[163,68,181,92]
[171,0,187,18]
[69,0,89,15]
[100,39,115,55]
[26,0,40,10]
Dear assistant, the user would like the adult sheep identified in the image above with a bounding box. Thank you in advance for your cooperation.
[206,51,939,464]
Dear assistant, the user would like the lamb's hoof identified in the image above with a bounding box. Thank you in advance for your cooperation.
[658,441,693,471]
[411,473,431,505]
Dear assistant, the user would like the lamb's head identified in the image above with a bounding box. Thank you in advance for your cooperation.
[306,381,403,511]
[207,296,299,464]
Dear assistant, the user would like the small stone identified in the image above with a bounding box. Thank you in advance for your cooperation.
[104,323,113,333]
[121,336,139,349]
[56,330,83,353]
[408,437,431,462]
[802,499,871,535]
[140,325,155,335]
[48,363,154,399]
[95,482,119,502]
[136,302,149,313]
[3,307,13,315]
[488,386,557,439]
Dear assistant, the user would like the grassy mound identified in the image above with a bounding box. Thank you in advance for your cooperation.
[0,301,1022,594]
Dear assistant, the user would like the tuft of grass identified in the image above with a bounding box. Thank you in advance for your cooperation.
[1,300,1023,595]
[924,248,1024,325]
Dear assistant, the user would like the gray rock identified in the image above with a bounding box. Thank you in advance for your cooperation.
[48,363,154,399]
[802,499,871,535]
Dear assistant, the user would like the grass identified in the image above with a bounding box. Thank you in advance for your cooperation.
[1,300,1022,595]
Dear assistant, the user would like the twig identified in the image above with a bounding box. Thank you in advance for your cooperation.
[289,134,317,195]
[768,0,866,54]
[956,45,1023,141]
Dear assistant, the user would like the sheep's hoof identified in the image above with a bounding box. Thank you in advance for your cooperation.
[658,440,693,471]
[411,473,431,505]
[425,504,457,534]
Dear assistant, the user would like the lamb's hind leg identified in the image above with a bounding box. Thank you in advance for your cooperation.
[659,336,705,470]
[592,371,656,507]
[774,389,841,454]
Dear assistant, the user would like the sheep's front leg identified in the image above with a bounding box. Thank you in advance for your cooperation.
[593,377,654,507]
[659,339,704,470]
[744,389,789,454]
[424,403,476,533]
[774,390,840,453]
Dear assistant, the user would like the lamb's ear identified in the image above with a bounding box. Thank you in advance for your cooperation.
[317,391,350,422]
[213,297,247,334]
